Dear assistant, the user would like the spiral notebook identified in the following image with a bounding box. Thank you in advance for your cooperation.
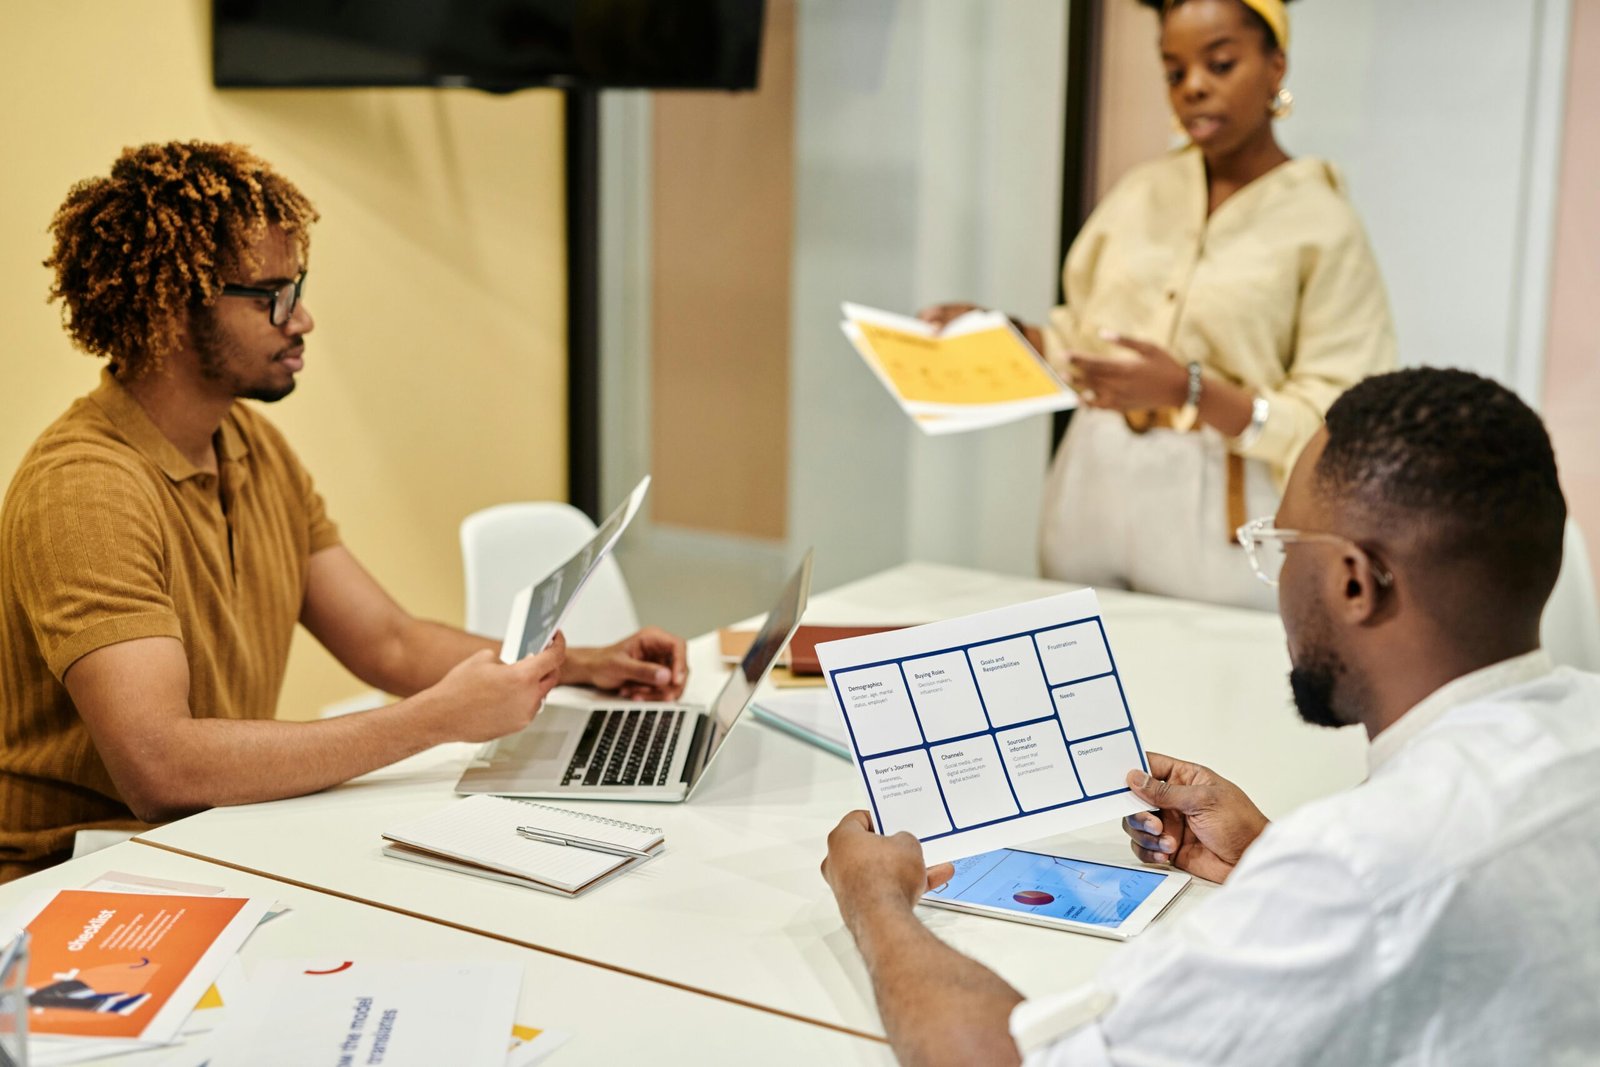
[382,795,663,898]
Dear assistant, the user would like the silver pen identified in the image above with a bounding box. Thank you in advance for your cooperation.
[516,826,651,859]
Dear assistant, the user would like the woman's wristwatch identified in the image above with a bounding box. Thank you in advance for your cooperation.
[1233,394,1271,451]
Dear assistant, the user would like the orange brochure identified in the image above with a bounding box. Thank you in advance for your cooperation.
[9,888,272,1044]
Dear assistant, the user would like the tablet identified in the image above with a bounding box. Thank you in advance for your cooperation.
[920,847,1189,940]
[500,476,649,663]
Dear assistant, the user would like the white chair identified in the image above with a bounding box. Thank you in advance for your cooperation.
[320,502,643,718]
[460,502,640,647]
[1544,517,1600,672]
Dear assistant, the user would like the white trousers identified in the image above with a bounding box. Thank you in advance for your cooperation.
[1038,409,1280,612]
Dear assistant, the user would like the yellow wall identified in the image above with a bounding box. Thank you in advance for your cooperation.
[0,3,567,720]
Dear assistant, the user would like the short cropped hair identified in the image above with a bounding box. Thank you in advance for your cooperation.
[1318,367,1566,622]
[45,141,317,378]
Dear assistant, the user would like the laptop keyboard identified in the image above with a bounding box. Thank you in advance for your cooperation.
[561,707,685,788]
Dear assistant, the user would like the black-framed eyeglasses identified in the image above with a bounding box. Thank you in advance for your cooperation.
[221,269,307,327]
[1235,515,1395,589]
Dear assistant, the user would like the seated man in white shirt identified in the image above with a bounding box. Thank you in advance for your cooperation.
[821,366,1600,1066]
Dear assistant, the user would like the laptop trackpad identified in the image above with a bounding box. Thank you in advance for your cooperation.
[495,725,567,766]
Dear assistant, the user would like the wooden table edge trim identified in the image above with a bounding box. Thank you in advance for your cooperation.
[130,836,888,1045]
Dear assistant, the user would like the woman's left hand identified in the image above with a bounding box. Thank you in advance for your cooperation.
[1069,333,1189,411]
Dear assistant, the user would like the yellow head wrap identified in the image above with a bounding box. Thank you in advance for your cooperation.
[1166,0,1290,51]
[1239,0,1290,51]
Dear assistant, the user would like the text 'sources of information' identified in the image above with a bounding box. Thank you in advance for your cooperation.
[817,590,1151,865]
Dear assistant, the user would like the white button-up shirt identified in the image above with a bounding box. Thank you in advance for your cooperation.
[1011,651,1600,1065]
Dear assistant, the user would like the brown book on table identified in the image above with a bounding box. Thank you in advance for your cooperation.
[718,624,913,679]
[787,624,910,675]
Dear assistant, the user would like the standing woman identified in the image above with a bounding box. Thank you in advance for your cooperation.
[924,0,1395,610]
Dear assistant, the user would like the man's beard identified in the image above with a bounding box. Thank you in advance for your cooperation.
[193,312,296,403]
[1289,644,1354,729]
[238,380,294,403]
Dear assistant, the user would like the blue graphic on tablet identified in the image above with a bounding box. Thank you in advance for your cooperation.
[928,848,1166,926]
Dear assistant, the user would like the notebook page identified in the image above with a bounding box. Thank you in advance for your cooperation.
[384,797,622,892]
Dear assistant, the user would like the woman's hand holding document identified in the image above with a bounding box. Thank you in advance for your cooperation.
[840,303,1077,434]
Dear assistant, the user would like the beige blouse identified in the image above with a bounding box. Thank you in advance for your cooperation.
[1044,145,1397,488]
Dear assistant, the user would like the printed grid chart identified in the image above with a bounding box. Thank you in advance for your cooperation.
[828,614,1147,850]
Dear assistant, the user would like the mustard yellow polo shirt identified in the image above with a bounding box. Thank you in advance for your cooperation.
[0,370,339,880]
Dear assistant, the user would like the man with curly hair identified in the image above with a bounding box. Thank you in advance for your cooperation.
[821,368,1599,1065]
[0,141,687,881]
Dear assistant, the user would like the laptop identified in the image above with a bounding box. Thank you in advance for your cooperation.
[456,550,813,802]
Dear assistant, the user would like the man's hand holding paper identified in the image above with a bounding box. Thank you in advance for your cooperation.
[820,811,956,934]
[1122,752,1270,884]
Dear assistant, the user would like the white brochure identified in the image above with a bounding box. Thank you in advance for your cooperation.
[208,959,520,1067]
[817,589,1151,866]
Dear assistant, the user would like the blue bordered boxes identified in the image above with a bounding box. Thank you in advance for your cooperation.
[817,589,1152,865]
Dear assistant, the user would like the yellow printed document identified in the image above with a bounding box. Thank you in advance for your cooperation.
[841,303,1076,434]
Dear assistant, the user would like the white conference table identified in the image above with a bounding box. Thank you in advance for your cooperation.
[134,562,1368,1041]
[0,843,893,1065]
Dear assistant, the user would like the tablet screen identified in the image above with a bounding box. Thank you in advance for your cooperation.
[927,848,1168,927]
[501,476,649,663]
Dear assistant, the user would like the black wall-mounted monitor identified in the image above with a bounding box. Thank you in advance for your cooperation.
[213,0,766,92]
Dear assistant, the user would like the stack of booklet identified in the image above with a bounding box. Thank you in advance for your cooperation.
[1,870,573,1065]
[749,690,851,760]
[382,796,665,898]
[0,872,275,1065]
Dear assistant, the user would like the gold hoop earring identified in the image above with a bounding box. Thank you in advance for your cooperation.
[1271,87,1295,120]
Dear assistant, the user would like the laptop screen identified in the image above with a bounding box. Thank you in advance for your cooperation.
[698,551,813,765]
